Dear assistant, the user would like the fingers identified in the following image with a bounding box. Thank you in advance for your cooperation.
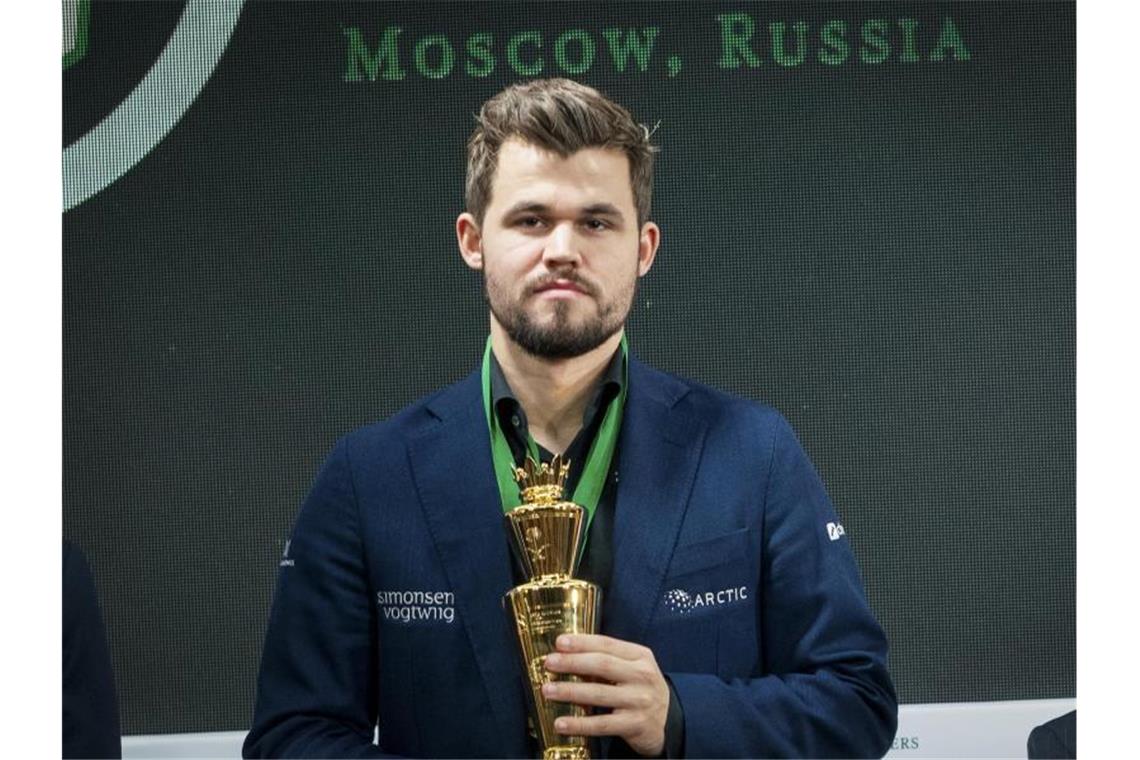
[554,634,649,661]
[544,651,640,683]
[542,679,645,709]
[553,712,639,738]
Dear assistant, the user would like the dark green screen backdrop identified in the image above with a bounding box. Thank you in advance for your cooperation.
[63,1,1075,735]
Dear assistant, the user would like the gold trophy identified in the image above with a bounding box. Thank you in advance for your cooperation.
[504,455,601,760]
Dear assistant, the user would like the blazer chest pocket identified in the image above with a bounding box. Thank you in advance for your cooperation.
[666,527,750,579]
[649,527,757,677]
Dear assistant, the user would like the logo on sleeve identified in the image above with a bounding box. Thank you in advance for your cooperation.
[826,522,846,541]
[279,539,294,567]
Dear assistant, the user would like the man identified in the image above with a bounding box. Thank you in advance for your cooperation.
[244,78,897,758]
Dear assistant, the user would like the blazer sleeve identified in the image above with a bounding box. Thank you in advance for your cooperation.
[667,415,898,758]
[244,437,398,759]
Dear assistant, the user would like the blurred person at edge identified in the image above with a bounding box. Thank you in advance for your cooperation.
[63,541,122,759]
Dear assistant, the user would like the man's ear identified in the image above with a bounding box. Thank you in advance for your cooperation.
[456,212,484,270]
[637,221,661,277]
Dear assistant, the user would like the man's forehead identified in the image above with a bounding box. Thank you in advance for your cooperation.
[490,138,634,211]
[497,137,627,166]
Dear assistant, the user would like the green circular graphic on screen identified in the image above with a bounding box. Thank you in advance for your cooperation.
[62,0,245,212]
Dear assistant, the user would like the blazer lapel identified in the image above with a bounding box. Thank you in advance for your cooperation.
[605,360,709,644]
[406,371,528,755]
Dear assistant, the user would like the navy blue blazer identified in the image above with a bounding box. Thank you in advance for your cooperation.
[244,360,897,758]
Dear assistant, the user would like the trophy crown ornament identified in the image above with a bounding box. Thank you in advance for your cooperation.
[513,454,571,505]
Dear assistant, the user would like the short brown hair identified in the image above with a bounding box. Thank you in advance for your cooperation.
[465,78,658,227]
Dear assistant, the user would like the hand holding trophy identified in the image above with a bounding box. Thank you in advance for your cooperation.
[503,455,601,760]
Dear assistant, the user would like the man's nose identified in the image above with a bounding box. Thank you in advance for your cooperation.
[541,222,582,266]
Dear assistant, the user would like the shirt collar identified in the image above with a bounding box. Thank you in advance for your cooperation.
[490,343,625,431]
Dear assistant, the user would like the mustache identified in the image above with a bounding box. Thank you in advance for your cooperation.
[528,274,595,295]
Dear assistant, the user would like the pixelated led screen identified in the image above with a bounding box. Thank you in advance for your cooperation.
[63,1,1074,734]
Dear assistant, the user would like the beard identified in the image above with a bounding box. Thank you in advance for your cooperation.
[483,269,636,359]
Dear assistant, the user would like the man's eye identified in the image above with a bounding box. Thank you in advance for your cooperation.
[517,216,543,228]
[584,219,609,231]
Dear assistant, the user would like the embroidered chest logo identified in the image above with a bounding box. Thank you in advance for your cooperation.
[663,585,749,615]
[377,590,456,624]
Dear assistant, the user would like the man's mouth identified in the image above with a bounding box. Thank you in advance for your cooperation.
[534,279,588,295]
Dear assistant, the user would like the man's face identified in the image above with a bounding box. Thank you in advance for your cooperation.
[458,138,658,359]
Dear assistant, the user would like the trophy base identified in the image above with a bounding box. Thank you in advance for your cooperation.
[543,746,590,760]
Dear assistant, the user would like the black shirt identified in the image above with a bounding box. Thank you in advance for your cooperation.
[489,348,685,759]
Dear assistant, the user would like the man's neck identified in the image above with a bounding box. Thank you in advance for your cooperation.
[489,320,623,455]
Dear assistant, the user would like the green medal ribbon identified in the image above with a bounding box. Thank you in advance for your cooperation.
[481,335,628,540]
